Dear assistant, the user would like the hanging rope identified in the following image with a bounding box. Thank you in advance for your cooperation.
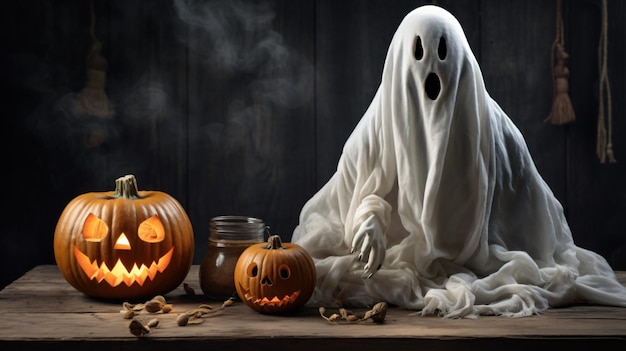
[545,0,575,125]
[73,0,115,119]
[596,0,616,163]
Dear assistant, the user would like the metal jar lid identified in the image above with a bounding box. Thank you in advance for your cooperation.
[209,215,266,241]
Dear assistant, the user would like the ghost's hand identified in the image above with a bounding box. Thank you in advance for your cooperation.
[351,214,385,279]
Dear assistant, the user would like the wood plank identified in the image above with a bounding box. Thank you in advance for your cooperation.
[314,0,425,185]
[1,5,626,347]
[480,0,567,202]
[184,0,316,252]
[1,265,625,351]
[566,0,626,271]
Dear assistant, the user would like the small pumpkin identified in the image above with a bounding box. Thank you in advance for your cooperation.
[53,174,194,301]
[234,235,316,314]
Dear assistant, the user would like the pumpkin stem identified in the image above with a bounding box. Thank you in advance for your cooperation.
[266,235,284,250]
[111,174,143,199]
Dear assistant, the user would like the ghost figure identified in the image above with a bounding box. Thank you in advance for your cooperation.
[292,5,626,318]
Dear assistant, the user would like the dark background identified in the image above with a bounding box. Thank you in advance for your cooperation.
[1,0,624,290]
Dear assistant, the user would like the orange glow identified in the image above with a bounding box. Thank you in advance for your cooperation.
[114,233,131,250]
[138,215,165,243]
[73,246,174,287]
[242,289,302,307]
[82,213,109,241]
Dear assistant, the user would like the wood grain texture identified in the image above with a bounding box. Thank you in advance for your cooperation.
[0,0,624,302]
[1,265,625,351]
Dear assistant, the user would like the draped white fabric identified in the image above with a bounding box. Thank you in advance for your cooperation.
[291,5,626,318]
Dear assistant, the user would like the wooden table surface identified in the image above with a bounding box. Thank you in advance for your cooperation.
[1,265,625,351]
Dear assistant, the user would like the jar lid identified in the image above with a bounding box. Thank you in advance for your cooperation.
[209,215,266,240]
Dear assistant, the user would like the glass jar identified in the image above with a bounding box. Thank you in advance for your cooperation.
[199,216,265,299]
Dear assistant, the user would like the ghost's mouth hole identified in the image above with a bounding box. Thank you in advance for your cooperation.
[425,73,441,100]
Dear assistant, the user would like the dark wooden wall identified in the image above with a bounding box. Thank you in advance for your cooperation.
[1,0,624,290]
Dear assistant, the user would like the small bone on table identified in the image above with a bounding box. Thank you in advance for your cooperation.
[1,265,625,351]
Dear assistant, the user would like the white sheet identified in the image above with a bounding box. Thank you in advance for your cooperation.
[292,5,626,318]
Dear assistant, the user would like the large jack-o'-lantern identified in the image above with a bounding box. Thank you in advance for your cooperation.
[54,174,194,301]
[234,235,316,314]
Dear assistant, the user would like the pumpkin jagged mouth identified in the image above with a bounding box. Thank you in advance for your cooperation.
[73,246,174,287]
[243,289,301,307]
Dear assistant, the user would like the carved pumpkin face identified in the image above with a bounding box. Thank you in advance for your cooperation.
[54,175,194,301]
[234,235,316,314]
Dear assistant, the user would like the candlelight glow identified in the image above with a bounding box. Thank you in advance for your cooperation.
[242,289,302,308]
[73,246,173,287]
[82,213,108,241]
[113,233,131,250]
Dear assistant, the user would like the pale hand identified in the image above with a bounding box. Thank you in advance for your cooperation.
[351,214,385,278]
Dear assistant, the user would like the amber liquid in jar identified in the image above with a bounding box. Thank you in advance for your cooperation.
[199,216,265,299]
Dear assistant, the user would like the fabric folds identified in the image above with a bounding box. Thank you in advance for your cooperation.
[292,5,626,318]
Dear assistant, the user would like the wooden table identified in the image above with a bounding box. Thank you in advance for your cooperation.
[1,265,625,351]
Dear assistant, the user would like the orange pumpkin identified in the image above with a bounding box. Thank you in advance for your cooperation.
[53,174,194,301]
[234,235,316,314]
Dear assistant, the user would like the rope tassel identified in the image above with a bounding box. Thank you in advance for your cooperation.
[545,0,575,125]
[72,0,114,119]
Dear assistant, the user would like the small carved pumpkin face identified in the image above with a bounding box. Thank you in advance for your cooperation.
[234,235,316,314]
[54,175,194,301]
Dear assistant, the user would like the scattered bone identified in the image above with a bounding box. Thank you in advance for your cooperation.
[128,319,151,337]
[319,302,388,324]
[176,297,237,326]
[121,295,173,316]
[183,282,196,296]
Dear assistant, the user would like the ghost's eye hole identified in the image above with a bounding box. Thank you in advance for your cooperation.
[414,35,424,60]
[438,36,447,60]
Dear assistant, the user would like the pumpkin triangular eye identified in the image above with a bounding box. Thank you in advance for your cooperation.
[138,215,165,243]
[114,233,132,250]
[82,213,108,242]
